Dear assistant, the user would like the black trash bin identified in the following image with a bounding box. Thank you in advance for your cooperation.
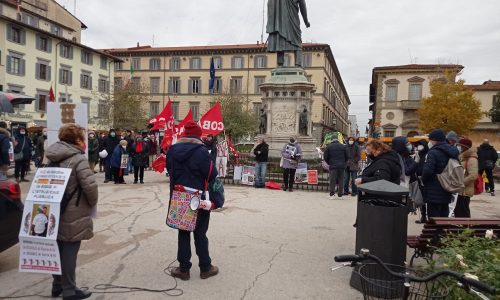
[350,180,410,294]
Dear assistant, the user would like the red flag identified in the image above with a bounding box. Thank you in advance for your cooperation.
[151,98,175,133]
[175,109,193,138]
[152,154,166,173]
[199,102,224,135]
[49,85,55,102]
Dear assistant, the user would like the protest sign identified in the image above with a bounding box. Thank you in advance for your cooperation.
[19,168,72,275]
[233,166,243,181]
[307,170,318,185]
[241,166,255,186]
[120,154,129,169]
[294,163,308,183]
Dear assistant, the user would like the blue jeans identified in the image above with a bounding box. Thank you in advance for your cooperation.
[344,168,358,195]
[255,162,267,187]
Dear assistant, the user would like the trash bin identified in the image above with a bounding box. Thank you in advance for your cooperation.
[350,180,410,293]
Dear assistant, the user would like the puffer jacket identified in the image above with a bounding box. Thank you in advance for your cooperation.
[45,141,98,242]
[460,147,479,197]
[360,151,401,184]
[422,142,459,204]
[324,141,349,169]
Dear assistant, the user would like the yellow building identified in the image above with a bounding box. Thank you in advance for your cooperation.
[104,43,350,141]
[466,80,500,148]
[0,0,119,130]
[369,64,463,137]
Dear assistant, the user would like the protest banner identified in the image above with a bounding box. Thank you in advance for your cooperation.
[216,139,229,177]
[19,168,72,275]
[307,170,318,185]
[294,163,308,183]
[199,102,224,136]
[241,166,255,186]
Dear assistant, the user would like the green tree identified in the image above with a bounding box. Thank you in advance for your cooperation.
[418,72,482,135]
[98,82,151,130]
[488,92,500,122]
[213,92,256,141]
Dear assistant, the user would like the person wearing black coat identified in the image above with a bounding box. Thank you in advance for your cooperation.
[414,139,429,223]
[422,129,459,218]
[355,140,401,186]
[323,133,349,199]
[102,129,120,183]
[14,127,32,182]
[253,136,269,188]
[0,122,12,177]
[392,136,418,186]
[166,122,219,281]
[477,139,498,196]
[131,137,149,184]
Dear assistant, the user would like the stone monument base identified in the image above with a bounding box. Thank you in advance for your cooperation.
[266,135,318,160]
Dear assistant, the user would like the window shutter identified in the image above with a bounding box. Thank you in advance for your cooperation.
[89,76,93,90]
[254,57,258,68]
[20,59,26,76]
[264,56,268,68]
[231,57,235,68]
[149,59,154,70]
[188,79,193,94]
[59,69,64,84]
[168,80,172,94]
[34,93,39,111]
[7,25,12,41]
[20,30,26,45]
[6,56,11,73]
[36,35,40,50]
[80,74,84,88]
[59,45,63,57]
[35,63,40,79]
[189,59,193,69]
[69,71,73,85]
[69,47,73,59]
[198,80,202,94]
[47,39,52,53]
[89,54,93,65]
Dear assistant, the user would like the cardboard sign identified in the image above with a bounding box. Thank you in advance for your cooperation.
[307,170,318,185]
[294,163,308,183]
[19,168,72,275]
[241,166,255,186]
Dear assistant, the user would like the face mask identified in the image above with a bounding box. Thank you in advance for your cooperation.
[406,144,413,152]
[89,134,95,139]
[348,141,354,145]
[417,145,424,151]
[110,132,116,137]
[457,146,462,153]
[137,138,142,142]
[20,131,26,135]
[428,142,434,149]
[122,145,126,149]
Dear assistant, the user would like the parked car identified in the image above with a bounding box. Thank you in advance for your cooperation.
[0,179,22,253]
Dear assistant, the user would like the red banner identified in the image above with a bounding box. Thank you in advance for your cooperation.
[199,102,224,135]
[175,109,193,138]
[152,155,166,173]
[151,98,175,133]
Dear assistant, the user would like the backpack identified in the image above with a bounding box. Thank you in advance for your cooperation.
[46,158,82,214]
[436,156,464,193]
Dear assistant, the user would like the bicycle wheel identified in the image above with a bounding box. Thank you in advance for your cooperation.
[357,264,450,300]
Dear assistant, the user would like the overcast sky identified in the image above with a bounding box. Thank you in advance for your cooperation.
[58,0,500,131]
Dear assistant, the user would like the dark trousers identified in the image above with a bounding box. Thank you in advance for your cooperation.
[329,168,345,197]
[343,168,358,195]
[283,168,296,190]
[479,168,495,192]
[104,158,113,181]
[454,195,471,218]
[14,159,29,179]
[113,167,124,183]
[178,211,211,272]
[134,166,145,182]
[52,241,81,297]
[427,203,449,218]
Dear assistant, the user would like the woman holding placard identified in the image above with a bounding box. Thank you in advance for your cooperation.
[45,123,98,300]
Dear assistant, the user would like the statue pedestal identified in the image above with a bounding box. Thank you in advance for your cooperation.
[259,67,318,160]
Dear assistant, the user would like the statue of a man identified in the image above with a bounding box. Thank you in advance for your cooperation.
[259,109,267,134]
[299,108,308,135]
[266,0,310,67]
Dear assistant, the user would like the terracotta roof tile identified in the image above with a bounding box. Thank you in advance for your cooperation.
[373,64,464,72]
[466,80,500,91]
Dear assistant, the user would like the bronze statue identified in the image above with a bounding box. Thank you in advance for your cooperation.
[299,108,308,135]
[259,109,267,134]
[266,0,310,67]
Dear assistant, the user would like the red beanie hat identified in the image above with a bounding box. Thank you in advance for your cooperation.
[184,121,203,137]
[458,138,472,149]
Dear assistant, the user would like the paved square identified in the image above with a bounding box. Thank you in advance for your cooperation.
[1,171,499,299]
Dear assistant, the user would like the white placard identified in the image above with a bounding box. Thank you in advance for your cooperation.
[241,166,255,186]
[294,163,308,183]
[19,167,72,275]
[233,165,243,181]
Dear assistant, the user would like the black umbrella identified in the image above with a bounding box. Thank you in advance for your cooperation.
[0,92,36,106]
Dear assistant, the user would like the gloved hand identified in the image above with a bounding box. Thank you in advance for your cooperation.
[199,200,212,211]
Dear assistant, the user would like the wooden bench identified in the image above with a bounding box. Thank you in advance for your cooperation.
[407,218,500,266]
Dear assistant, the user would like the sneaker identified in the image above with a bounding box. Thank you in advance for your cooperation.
[170,267,190,281]
[492,191,496,196]
[63,289,92,300]
[104,179,110,183]
[200,265,219,279]
[329,195,335,200]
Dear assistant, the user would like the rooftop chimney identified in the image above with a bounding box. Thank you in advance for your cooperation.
[137,42,140,47]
